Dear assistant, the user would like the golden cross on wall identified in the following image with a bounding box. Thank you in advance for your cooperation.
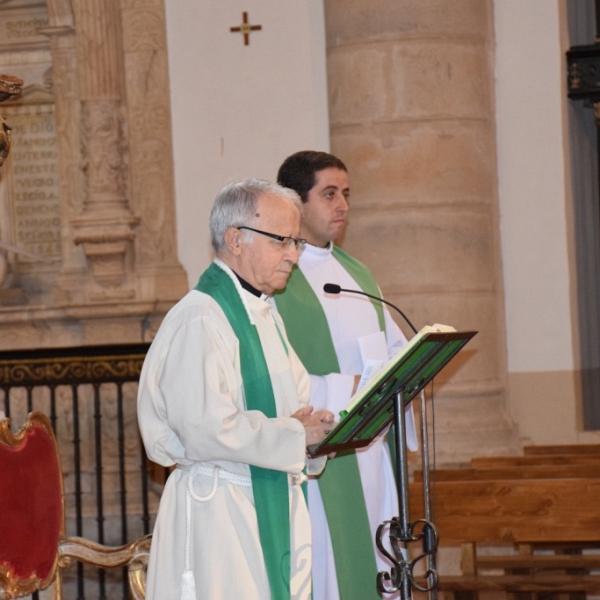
[230,12,262,46]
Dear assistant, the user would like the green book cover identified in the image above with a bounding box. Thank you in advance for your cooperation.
[307,325,477,457]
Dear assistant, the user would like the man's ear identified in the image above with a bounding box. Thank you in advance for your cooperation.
[224,227,242,256]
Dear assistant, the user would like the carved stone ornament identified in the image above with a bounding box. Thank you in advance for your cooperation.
[1,0,186,332]
[0,74,23,167]
[80,99,128,209]
[72,214,140,294]
[72,98,140,294]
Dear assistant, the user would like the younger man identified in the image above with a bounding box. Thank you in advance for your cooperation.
[275,151,417,600]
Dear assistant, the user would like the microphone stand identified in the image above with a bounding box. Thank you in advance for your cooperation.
[324,284,439,600]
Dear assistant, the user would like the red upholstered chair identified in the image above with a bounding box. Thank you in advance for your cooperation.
[0,411,150,599]
[0,411,62,597]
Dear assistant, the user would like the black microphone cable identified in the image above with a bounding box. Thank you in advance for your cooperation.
[323,282,418,335]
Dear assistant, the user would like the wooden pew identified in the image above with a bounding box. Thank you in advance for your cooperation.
[523,444,600,456]
[415,463,600,482]
[469,454,600,469]
[410,445,600,598]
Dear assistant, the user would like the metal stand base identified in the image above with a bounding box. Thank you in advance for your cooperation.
[376,389,438,599]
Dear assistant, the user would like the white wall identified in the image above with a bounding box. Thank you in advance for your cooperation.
[165,0,330,287]
[494,0,573,373]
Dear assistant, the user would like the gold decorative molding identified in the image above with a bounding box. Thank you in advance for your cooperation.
[58,534,150,600]
[0,74,23,102]
[0,346,148,386]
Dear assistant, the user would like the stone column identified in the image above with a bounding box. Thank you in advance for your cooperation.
[38,3,87,300]
[70,0,139,300]
[120,0,188,300]
[324,0,521,464]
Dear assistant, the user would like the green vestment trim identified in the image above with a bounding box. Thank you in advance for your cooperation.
[331,245,385,332]
[196,262,291,599]
[274,245,386,600]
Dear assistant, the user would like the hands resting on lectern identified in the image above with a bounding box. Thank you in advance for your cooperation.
[292,405,337,456]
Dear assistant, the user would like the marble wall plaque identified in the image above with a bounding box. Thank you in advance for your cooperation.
[6,105,61,262]
[0,3,49,50]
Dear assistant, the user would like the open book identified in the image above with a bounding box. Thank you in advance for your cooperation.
[307,324,476,457]
[348,324,457,413]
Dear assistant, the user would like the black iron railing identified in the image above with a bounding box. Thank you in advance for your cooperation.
[0,343,163,600]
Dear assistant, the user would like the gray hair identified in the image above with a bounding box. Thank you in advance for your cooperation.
[209,178,302,252]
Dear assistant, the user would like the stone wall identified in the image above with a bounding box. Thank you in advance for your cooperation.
[0,0,187,350]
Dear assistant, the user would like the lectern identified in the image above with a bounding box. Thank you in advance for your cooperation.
[308,328,477,600]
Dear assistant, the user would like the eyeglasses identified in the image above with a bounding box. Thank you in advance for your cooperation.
[238,226,306,252]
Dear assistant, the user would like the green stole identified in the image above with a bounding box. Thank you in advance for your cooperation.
[274,245,385,600]
[196,262,291,599]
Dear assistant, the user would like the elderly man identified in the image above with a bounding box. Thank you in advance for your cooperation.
[274,151,418,600]
[137,178,334,600]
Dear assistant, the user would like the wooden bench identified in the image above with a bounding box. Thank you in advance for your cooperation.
[523,443,600,456]
[410,445,600,599]
[415,463,600,481]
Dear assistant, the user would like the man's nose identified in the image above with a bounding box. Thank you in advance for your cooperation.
[337,193,349,212]
[284,244,300,264]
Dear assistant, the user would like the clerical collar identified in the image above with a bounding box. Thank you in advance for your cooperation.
[233,272,262,298]
[301,241,333,259]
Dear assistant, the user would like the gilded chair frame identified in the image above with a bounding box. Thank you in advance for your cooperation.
[0,411,149,599]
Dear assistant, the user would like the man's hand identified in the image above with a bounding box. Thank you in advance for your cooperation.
[352,374,361,395]
[291,406,336,448]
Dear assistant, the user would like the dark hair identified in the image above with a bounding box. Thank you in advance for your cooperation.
[277,150,347,203]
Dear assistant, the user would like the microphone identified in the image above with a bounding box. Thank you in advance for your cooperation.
[323,283,418,335]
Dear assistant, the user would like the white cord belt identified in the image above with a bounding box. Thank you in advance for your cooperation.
[179,460,307,595]
[178,462,252,502]
[178,462,307,502]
